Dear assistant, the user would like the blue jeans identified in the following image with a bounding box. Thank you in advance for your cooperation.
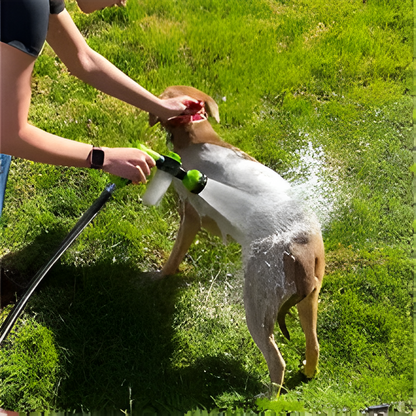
[0,154,12,217]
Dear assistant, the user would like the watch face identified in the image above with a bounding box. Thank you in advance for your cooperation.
[92,149,105,167]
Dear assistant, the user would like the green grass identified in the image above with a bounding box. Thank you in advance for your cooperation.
[0,0,413,413]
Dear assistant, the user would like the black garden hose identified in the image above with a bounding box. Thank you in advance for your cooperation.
[0,183,117,345]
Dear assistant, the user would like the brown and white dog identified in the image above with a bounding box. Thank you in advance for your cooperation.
[148,86,325,392]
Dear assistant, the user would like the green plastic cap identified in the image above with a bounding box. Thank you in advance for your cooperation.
[182,170,207,194]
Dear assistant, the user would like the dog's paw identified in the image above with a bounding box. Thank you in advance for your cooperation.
[301,366,319,379]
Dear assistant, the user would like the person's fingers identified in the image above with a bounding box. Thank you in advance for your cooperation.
[101,147,157,182]
[136,157,152,177]
[135,164,147,184]
[144,152,156,169]
[158,96,202,121]
[182,99,204,115]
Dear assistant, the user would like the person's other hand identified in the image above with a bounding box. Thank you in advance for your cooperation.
[157,96,201,122]
[101,147,156,183]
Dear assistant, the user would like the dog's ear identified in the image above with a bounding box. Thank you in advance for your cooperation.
[204,96,220,123]
[149,113,159,127]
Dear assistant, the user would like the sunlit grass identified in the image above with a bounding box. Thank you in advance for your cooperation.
[0,0,412,413]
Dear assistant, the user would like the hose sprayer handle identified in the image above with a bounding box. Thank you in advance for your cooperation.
[137,143,207,194]
[137,143,164,163]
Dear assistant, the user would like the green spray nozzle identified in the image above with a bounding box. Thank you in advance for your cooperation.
[182,170,207,194]
[137,143,207,194]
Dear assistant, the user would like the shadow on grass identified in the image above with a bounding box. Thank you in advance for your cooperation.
[1,231,263,413]
[1,226,73,309]
[283,371,311,392]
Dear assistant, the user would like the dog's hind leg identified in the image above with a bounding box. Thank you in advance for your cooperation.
[243,273,285,392]
[291,233,325,378]
[297,287,321,378]
[161,201,201,276]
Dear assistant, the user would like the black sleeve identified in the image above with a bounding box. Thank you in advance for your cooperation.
[50,0,66,14]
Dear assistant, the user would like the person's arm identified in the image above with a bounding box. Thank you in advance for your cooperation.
[0,43,92,167]
[76,0,126,14]
[46,9,196,121]
[0,42,154,183]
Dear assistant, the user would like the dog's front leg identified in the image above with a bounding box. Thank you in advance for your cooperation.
[161,200,201,276]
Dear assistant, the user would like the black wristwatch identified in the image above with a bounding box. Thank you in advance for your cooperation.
[89,147,105,169]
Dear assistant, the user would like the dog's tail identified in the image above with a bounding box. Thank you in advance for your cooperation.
[277,293,303,341]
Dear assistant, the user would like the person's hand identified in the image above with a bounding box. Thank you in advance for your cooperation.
[101,147,156,184]
[157,96,201,122]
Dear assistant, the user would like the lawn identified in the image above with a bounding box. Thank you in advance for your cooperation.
[0,0,413,413]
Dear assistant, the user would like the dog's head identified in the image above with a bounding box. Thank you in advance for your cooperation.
[149,86,220,128]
